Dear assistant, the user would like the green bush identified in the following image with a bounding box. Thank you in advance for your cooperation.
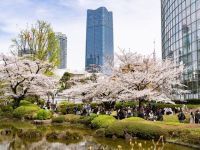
[186,99,200,104]
[115,101,138,109]
[115,102,124,109]
[155,103,180,109]
[37,99,45,107]
[0,105,13,117]
[79,113,98,125]
[52,115,65,123]
[36,109,52,120]
[1,105,13,113]
[64,114,81,123]
[91,115,116,128]
[20,100,32,106]
[13,105,40,119]
[23,95,39,103]
[90,103,98,109]
[57,102,83,114]
[106,120,167,140]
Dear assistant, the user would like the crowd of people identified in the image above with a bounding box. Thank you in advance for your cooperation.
[43,100,200,124]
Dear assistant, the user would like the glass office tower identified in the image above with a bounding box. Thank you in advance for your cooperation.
[85,7,114,72]
[56,32,67,69]
[161,0,200,99]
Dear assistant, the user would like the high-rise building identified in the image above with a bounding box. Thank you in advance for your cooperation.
[85,7,114,72]
[56,32,67,69]
[161,0,200,99]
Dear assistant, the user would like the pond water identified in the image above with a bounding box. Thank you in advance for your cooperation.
[0,120,195,150]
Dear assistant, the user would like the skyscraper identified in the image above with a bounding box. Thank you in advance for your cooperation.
[56,32,67,69]
[161,0,200,99]
[85,7,114,72]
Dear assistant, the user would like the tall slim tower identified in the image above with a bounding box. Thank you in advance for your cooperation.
[56,32,67,69]
[85,7,114,72]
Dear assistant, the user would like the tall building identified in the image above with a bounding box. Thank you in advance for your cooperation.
[56,32,67,69]
[85,7,114,72]
[161,0,200,99]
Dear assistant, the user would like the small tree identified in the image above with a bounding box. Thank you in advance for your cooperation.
[0,54,58,108]
[12,20,60,68]
[59,72,73,90]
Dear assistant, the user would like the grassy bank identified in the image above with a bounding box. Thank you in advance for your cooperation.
[68,114,200,147]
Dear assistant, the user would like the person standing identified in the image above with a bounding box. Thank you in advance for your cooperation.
[190,112,195,124]
[178,110,186,123]
[195,110,200,124]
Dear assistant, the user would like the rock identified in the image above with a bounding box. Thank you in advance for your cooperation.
[32,119,51,125]
[125,133,132,140]
[112,135,117,140]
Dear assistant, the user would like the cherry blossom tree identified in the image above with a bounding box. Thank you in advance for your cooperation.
[61,51,187,103]
[0,54,58,107]
[112,50,187,102]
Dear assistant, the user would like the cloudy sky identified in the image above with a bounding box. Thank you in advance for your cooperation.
[0,0,161,71]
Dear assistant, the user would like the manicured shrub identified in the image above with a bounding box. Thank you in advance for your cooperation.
[13,105,40,119]
[155,103,200,110]
[115,101,138,109]
[115,102,124,109]
[57,102,82,114]
[79,113,98,125]
[23,95,39,103]
[20,100,32,106]
[186,99,200,105]
[91,115,116,128]
[64,114,81,123]
[124,101,138,107]
[106,120,167,140]
[36,109,52,120]
[52,115,65,123]
[155,103,180,109]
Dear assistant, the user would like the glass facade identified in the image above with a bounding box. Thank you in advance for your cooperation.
[161,0,200,99]
[85,7,114,72]
[56,33,67,69]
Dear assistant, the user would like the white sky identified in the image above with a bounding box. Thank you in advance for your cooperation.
[0,0,161,71]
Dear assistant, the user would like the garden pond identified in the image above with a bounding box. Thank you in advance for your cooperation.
[0,120,196,150]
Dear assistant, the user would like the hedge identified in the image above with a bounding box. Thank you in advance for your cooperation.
[57,102,83,114]
[106,120,167,140]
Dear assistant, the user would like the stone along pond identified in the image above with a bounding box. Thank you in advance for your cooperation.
[0,120,195,150]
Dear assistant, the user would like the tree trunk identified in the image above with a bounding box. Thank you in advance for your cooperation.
[13,95,25,108]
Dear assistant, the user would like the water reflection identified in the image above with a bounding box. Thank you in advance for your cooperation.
[0,124,194,150]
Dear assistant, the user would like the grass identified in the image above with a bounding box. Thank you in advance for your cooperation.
[88,114,200,145]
